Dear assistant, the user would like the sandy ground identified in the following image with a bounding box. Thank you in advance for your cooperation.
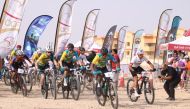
[0,79,190,109]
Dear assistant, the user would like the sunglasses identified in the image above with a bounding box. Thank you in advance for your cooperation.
[47,51,51,53]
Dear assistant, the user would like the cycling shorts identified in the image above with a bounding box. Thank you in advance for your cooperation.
[130,66,144,77]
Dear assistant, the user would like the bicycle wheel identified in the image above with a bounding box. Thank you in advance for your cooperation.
[20,76,27,97]
[109,82,118,109]
[41,77,48,99]
[3,69,11,86]
[26,73,33,92]
[50,71,57,100]
[144,81,155,104]
[95,82,106,106]
[71,77,81,100]
[126,79,138,102]
[10,76,18,94]
[79,74,86,93]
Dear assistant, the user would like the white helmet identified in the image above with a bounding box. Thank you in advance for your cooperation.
[16,50,24,56]
[137,49,144,55]
[36,48,42,54]
[46,45,53,52]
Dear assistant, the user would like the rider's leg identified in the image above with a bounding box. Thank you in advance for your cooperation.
[40,73,45,87]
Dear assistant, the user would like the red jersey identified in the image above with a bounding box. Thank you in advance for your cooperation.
[111,54,120,70]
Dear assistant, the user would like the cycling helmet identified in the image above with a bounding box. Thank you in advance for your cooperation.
[137,49,144,55]
[79,46,85,51]
[16,45,22,49]
[46,45,53,52]
[16,50,24,56]
[36,48,42,54]
[101,47,108,55]
[67,43,74,51]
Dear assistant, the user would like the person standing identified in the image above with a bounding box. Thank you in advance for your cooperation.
[159,64,181,101]
[111,49,120,89]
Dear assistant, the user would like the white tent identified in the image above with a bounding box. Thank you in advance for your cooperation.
[160,36,190,51]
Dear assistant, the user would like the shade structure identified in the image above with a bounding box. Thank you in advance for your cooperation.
[160,36,190,51]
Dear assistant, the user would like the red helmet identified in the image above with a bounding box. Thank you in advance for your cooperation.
[16,45,22,49]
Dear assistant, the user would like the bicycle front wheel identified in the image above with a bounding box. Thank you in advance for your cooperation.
[80,74,86,93]
[3,69,11,86]
[109,82,118,109]
[50,71,57,100]
[95,82,106,106]
[126,79,139,102]
[71,77,81,100]
[20,76,27,97]
[144,81,155,104]
[41,78,48,99]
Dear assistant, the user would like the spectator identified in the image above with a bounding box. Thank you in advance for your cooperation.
[159,64,180,101]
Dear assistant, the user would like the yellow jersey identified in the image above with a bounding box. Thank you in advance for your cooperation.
[32,52,40,62]
[37,53,50,66]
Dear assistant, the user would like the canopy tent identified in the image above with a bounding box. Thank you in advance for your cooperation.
[160,36,190,51]
[74,41,101,52]
[88,43,101,52]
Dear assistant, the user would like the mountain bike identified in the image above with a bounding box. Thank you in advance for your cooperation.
[61,67,81,100]
[126,69,155,104]
[95,71,118,109]
[10,68,27,97]
[41,67,57,99]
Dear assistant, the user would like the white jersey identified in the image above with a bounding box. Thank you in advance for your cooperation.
[130,56,149,67]
[79,54,89,65]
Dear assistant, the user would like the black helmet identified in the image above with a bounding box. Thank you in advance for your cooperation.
[101,47,108,55]
[79,46,85,51]
[67,43,74,51]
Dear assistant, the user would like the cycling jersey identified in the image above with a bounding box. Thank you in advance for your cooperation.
[11,55,30,70]
[60,50,79,63]
[92,53,115,68]
[10,50,17,58]
[78,54,89,65]
[130,56,149,68]
[37,53,54,66]
[32,52,40,62]
[111,54,120,70]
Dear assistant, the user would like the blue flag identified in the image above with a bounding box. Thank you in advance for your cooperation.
[23,15,53,57]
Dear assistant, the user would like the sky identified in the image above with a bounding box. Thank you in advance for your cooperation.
[0,0,190,48]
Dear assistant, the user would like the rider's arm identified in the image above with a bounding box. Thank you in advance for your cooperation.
[91,54,99,71]
[59,51,67,67]
[129,57,135,71]
[129,63,134,71]
[24,54,32,64]
[35,54,45,68]
[144,57,154,69]
[147,61,154,69]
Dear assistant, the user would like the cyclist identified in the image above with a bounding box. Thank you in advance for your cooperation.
[129,49,155,97]
[78,46,89,66]
[91,47,119,77]
[59,43,79,86]
[10,45,22,60]
[31,48,43,65]
[111,49,120,89]
[36,46,55,89]
[10,50,32,83]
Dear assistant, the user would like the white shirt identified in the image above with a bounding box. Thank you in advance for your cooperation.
[130,56,149,67]
[79,54,89,65]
